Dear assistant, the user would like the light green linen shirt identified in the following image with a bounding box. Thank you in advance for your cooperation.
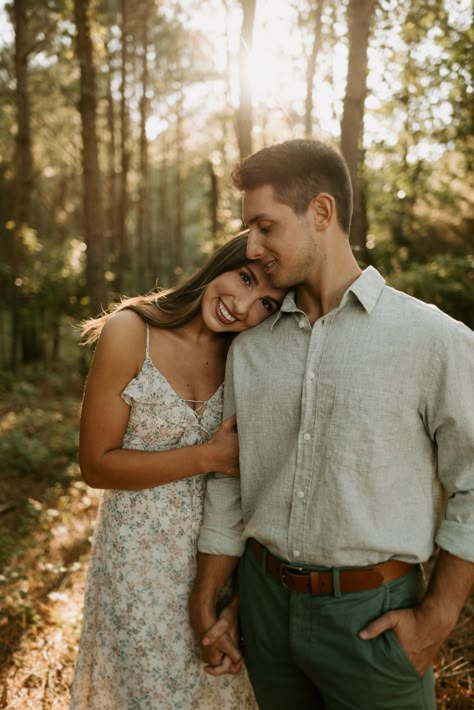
[198,267,474,567]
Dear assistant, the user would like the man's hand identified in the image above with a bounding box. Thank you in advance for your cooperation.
[202,601,243,676]
[189,553,242,675]
[359,551,474,675]
[359,604,452,675]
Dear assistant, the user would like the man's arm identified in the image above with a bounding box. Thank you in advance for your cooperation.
[189,552,242,674]
[360,550,474,674]
[361,324,474,673]
[191,345,247,673]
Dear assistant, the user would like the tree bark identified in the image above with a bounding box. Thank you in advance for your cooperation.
[157,131,169,284]
[304,1,324,138]
[73,0,106,314]
[236,0,256,159]
[104,35,117,267]
[207,160,219,246]
[116,0,130,293]
[340,0,375,260]
[173,91,184,271]
[137,0,151,289]
[12,0,34,368]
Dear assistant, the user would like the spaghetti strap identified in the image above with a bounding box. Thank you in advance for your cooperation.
[145,323,150,357]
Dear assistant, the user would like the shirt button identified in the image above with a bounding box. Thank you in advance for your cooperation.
[303,432,311,441]
[298,320,305,329]
[308,371,315,380]
[294,550,301,558]
[297,490,305,499]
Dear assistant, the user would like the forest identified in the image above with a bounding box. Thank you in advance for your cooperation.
[0,0,472,707]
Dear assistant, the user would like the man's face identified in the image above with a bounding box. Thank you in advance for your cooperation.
[242,184,318,289]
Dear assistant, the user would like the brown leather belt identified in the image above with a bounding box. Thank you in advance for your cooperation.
[248,538,414,595]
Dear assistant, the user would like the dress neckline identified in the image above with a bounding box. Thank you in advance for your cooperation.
[143,354,223,417]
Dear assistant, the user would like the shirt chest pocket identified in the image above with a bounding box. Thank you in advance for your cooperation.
[325,386,405,473]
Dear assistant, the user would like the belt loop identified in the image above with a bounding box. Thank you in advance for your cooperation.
[332,568,341,598]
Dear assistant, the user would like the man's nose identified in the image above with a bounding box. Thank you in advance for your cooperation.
[246,228,264,259]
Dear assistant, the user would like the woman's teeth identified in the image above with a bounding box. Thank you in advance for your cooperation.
[218,300,237,323]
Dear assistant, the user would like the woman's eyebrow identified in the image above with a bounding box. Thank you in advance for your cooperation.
[246,264,259,285]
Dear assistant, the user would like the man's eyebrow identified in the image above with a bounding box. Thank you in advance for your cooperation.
[245,212,270,225]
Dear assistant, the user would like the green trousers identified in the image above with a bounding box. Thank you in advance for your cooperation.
[238,544,436,710]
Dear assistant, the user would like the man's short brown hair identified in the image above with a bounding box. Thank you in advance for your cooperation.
[231,139,353,235]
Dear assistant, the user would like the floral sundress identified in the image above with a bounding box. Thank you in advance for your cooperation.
[70,326,255,709]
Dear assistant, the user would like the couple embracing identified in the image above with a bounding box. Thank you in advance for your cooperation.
[71,139,474,710]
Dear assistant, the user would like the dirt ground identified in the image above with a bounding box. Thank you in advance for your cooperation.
[0,472,99,710]
[0,473,472,709]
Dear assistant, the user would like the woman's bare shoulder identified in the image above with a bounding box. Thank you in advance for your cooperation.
[93,309,147,368]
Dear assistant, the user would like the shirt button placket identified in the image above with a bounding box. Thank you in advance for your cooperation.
[289,315,323,562]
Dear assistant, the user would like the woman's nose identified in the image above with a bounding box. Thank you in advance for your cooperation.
[246,229,264,259]
[233,292,254,316]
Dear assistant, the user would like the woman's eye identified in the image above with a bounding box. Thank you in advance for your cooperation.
[240,271,251,285]
[260,298,273,312]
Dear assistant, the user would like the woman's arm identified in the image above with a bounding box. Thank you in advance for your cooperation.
[79,311,239,490]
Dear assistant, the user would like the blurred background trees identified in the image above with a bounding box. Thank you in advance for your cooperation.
[0,0,472,371]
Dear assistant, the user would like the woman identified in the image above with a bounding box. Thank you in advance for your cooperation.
[70,233,286,709]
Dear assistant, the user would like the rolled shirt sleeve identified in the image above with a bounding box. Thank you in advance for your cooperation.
[429,322,474,562]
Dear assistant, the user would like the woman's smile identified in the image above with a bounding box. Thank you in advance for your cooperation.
[217,299,238,325]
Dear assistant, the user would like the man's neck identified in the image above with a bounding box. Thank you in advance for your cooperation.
[295,259,362,325]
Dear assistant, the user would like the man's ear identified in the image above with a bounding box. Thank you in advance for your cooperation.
[312,193,335,230]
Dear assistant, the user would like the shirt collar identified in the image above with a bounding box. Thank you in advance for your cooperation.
[270,267,385,329]
[270,290,298,329]
[341,266,385,314]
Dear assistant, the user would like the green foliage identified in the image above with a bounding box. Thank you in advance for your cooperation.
[367,147,473,327]
[0,359,83,588]
[385,255,474,328]
[0,369,81,481]
[0,0,471,371]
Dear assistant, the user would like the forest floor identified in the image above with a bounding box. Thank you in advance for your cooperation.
[0,365,472,709]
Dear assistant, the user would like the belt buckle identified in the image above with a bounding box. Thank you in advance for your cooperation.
[280,563,305,589]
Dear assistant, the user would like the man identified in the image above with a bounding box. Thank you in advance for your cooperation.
[189,139,474,709]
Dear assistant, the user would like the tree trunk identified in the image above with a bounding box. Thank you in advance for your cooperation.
[105,35,117,267]
[207,160,219,247]
[304,1,324,138]
[236,0,256,159]
[116,0,130,293]
[12,0,34,368]
[137,0,151,290]
[340,0,375,260]
[174,93,184,271]
[73,0,106,315]
[157,131,169,284]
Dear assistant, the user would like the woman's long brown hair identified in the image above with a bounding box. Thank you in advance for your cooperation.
[80,232,251,345]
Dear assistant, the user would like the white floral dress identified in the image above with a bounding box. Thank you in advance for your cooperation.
[70,326,255,710]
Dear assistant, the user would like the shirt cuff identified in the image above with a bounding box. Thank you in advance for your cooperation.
[435,492,474,563]
[198,525,245,557]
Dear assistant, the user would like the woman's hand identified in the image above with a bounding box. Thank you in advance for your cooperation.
[204,414,240,476]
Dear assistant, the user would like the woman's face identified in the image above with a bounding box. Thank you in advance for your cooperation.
[201,261,287,333]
